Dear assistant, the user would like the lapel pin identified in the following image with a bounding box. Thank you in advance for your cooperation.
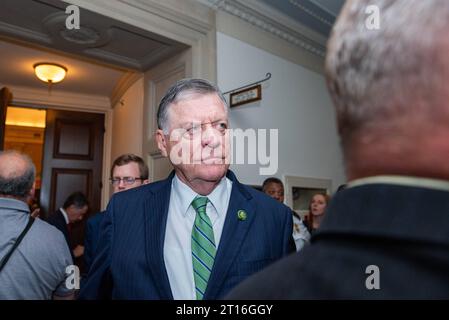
[237,210,247,221]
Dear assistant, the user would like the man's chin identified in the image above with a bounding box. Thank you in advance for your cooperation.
[196,163,228,180]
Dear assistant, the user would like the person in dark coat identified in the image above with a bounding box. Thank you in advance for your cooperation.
[227,0,449,299]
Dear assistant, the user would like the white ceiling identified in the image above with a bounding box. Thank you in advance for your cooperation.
[0,39,126,96]
[0,0,187,99]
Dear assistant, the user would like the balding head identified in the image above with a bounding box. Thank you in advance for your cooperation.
[0,150,36,200]
[327,0,449,139]
[326,0,449,180]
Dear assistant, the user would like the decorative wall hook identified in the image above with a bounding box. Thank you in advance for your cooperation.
[223,73,272,95]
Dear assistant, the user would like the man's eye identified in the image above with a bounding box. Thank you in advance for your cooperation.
[216,122,227,130]
[184,126,201,138]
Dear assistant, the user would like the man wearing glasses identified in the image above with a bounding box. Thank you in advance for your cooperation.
[83,154,149,272]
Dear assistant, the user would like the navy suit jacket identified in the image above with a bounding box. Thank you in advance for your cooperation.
[47,209,74,261]
[84,211,106,272]
[228,182,449,299]
[80,170,293,299]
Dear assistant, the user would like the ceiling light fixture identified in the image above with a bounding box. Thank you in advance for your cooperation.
[33,62,67,92]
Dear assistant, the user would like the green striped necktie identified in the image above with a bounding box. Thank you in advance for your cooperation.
[191,196,216,300]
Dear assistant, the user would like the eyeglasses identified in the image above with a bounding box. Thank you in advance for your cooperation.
[110,177,143,186]
[171,120,228,140]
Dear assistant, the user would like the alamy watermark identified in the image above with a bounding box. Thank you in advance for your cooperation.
[365,5,380,30]
[167,127,279,176]
[65,265,80,290]
[65,5,80,30]
[365,265,380,290]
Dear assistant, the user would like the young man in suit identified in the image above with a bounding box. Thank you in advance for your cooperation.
[47,192,88,261]
[227,0,449,299]
[83,154,149,272]
[80,79,293,299]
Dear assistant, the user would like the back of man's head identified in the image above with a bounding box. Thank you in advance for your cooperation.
[326,0,449,179]
[0,150,35,201]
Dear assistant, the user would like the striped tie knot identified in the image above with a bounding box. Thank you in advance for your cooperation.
[191,196,215,300]
[191,196,208,215]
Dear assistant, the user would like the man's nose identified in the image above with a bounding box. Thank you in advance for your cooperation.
[201,126,221,148]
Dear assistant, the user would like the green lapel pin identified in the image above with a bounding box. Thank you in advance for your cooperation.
[237,210,247,221]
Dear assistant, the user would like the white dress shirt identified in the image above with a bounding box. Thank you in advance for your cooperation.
[163,174,232,300]
[292,214,310,252]
[59,207,69,225]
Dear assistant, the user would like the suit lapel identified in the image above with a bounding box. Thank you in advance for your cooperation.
[204,173,256,299]
[144,173,174,300]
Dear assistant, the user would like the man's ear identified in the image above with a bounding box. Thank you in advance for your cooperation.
[156,129,168,157]
[142,179,150,185]
[28,181,36,201]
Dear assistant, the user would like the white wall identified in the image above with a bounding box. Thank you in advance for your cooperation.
[217,32,346,191]
[111,77,144,161]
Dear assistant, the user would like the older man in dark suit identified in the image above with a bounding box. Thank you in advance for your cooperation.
[227,0,449,299]
[80,78,293,300]
[47,192,88,261]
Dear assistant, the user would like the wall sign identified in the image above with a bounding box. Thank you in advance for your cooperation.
[229,84,261,108]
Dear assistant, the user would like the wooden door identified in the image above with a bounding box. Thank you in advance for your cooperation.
[0,87,12,150]
[40,109,104,218]
[41,109,104,273]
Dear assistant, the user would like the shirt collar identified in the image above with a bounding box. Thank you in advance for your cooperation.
[348,175,449,192]
[172,173,229,217]
[0,197,30,214]
[59,207,69,225]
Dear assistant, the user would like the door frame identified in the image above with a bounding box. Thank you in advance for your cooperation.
[4,0,217,208]
[7,86,113,210]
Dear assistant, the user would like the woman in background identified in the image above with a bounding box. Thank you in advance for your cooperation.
[305,193,330,233]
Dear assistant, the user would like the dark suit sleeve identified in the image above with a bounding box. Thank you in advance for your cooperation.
[47,211,73,260]
[84,218,95,273]
[282,206,294,255]
[79,201,114,299]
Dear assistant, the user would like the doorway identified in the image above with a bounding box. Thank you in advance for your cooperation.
[2,105,104,218]
[2,104,104,273]
[3,106,46,212]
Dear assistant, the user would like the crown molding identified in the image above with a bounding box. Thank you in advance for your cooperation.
[6,84,111,111]
[120,0,215,35]
[0,21,52,45]
[307,0,340,18]
[110,72,143,107]
[290,0,334,26]
[197,0,326,58]
[63,0,215,36]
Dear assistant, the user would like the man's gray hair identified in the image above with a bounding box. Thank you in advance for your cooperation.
[0,150,36,198]
[326,0,449,149]
[157,78,228,134]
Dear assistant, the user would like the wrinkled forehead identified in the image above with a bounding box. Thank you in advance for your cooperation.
[168,92,228,123]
